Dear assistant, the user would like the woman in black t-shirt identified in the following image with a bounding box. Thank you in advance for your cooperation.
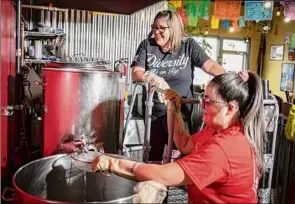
[131,10,225,161]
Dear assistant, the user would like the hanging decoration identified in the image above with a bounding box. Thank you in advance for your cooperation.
[244,1,273,21]
[270,19,275,33]
[213,0,242,20]
[211,16,220,29]
[258,21,272,33]
[246,21,252,27]
[274,24,279,36]
[232,20,240,31]
[176,7,188,25]
[221,20,230,30]
[184,0,210,27]
[280,0,295,20]
[168,4,177,12]
[169,0,182,9]
[185,1,199,27]
[239,16,246,28]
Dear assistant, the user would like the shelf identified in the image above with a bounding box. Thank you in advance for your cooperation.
[24,31,65,39]
[23,59,51,64]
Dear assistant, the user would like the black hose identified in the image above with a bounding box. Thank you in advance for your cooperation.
[16,0,21,74]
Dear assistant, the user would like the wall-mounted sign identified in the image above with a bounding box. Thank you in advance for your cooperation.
[270,44,285,61]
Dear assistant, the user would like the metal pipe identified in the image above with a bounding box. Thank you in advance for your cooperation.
[16,0,21,74]
[267,96,280,188]
[21,23,25,67]
[153,87,202,104]
[22,4,68,12]
[143,88,155,162]
[263,99,277,105]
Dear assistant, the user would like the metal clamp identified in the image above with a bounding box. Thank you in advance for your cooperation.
[2,106,14,116]
[1,105,24,116]
[1,187,15,202]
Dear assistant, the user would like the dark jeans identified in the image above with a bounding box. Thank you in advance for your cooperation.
[149,114,168,161]
[149,114,190,161]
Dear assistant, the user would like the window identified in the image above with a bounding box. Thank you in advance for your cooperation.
[192,36,250,85]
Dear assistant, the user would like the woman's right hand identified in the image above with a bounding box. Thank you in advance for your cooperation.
[142,71,170,104]
[164,89,181,113]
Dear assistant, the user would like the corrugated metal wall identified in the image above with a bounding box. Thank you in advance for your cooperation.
[30,1,167,67]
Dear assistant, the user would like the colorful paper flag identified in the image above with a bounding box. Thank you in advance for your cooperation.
[168,4,177,12]
[214,0,242,20]
[239,16,246,28]
[274,24,279,36]
[222,20,230,30]
[280,0,295,20]
[244,1,273,21]
[176,8,188,25]
[184,0,210,27]
[232,20,240,31]
[211,16,220,29]
[169,0,182,8]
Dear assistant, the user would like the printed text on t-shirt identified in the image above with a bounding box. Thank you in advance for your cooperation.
[147,53,189,76]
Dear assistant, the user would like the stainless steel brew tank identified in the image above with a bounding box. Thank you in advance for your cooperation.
[43,60,122,155]
[78,70,121,153]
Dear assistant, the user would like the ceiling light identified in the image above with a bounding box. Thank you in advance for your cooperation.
[284,17,290,23]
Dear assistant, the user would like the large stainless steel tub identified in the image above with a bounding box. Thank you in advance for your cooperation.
[13,154,138,203]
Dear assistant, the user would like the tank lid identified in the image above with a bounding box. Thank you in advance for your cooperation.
[45,58,111,70]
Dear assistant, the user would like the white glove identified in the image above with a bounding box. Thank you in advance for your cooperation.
[142,71,170,104]
[133,180,167,203]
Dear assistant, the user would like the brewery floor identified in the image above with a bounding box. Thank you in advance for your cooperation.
[167,186,188,203]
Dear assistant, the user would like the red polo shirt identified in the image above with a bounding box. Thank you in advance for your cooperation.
[177,124,259,203]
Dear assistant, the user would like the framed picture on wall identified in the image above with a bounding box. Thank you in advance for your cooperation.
[288,47,295,61]
[270,44,285,61]
[280,63,295,92]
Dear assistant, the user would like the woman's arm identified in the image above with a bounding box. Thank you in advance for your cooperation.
[166,91,193,154]
[111,159,193,187]
[172,112,193,154]
[202,59,225,76]
[132,66,145,81]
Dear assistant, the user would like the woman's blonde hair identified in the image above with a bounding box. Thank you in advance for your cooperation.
[149,10,188,53]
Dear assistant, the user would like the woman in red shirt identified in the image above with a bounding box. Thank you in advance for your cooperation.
[92,71,264,203]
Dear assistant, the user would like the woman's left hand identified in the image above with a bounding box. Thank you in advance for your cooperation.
[164,89,182,113]
[91,155,115,173]
[60,139,86,153]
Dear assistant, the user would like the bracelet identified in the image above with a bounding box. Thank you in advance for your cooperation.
[131,162,139,173]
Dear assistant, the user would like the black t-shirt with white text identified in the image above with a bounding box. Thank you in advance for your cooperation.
[131,37,210,119]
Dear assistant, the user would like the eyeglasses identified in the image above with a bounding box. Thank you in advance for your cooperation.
[201,98,228,108]
[151,25,170,33]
